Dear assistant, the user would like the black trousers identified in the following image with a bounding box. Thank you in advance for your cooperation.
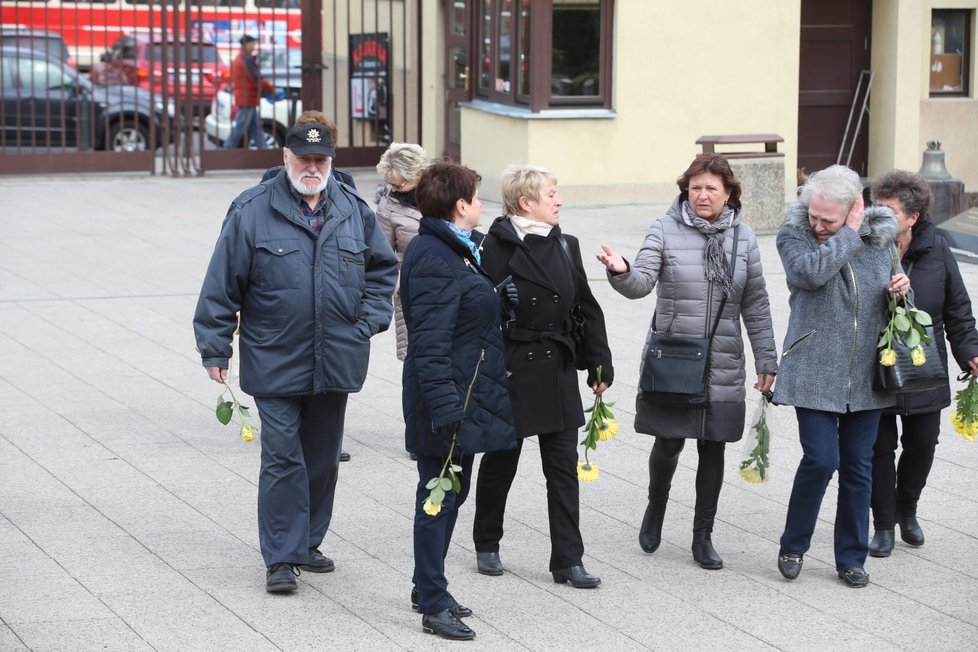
[871,411,941,529]
[413,452,474,615]
[473,430,583,571]
[649,437,725,534]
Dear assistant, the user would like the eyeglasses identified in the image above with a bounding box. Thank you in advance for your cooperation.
[388,178,412,192]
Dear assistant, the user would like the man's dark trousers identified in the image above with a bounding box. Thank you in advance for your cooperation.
[255,393,347,566]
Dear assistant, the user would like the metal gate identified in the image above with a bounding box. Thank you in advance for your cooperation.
[0,0,420,175]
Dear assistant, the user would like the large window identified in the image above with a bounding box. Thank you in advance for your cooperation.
[929,9,971,96]
[477,0,612,111]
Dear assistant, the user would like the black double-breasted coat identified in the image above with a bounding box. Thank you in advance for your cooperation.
[480,217,614,437]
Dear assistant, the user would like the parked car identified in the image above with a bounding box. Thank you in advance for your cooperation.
[204,82,300,149]
[257,47,302,91]
[90,32,229,115]
[0,28,75,69]
[1,46,173,151]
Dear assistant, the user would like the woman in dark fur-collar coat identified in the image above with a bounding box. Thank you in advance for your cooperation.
[472,165,613,589]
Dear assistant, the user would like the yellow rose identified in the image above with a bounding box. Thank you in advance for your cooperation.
[423,497,442,516]
[597,419,620,442]
[910,346,927,366]
[879,349,897,366]
[739,466,765,484]
[240,424,255,442]
[577,462,600,482]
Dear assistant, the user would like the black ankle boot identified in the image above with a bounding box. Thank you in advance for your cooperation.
[868,529,895,558]
[897,514,925,547]
[639,501,667,553]
[691,532,723,570]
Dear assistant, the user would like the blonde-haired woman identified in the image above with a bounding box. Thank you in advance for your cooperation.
[375,142,430,361]
[472,164,613,588]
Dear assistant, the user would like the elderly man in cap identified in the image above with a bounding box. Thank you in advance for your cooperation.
[224,34,278,149]
[194,123,398,593]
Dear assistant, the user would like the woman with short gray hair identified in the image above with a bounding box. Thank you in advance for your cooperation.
[774,164,908,588]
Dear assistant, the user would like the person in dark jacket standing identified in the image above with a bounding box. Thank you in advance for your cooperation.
[597,154,778,571]
[868,170,978,556]
[773,164,907,588]
[194,123,398,593]
[472,164,612,588]
[224,34,277,149]
[401,161,517,641]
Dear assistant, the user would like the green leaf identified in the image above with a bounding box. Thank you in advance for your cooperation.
[450,464,464,473]
[584,405,595,413]
[440,477,453,491]
[239,405,251,417]
[431,486,445,504]
[913,310,933,326]
[895,306,907,315]
[216,400,233,425]
[905,328,920,348]
[877,332,889,347]
[425,477,439,490]
[893,314,911,331]
[604,401,616,408]
[451,475,461,493]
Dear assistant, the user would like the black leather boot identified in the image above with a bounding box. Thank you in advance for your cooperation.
[868,529,895,557]
[897,514,924,547]
[639,501,667,553]
[691,532,723,570]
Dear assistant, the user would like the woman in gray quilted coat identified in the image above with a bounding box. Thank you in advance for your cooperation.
[597,154,778,570]
[375,142,430,361]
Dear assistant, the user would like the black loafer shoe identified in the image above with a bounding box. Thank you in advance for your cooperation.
[411,587,472,618]
[339,450,351,462]
[838,568,870,588]
[869,529,895,558]
[476,551,504,576]
[898,514,925,547]
[297,548,335,573]
[266,563,298,593]
[422,608,475,640]
[552,565,601,588]
[777,553,803,580]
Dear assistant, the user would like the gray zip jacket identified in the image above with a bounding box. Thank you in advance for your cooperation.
[772,202,898,413]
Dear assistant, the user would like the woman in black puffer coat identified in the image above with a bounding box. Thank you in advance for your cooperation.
[400,161,516,641]
[868,170,978,557]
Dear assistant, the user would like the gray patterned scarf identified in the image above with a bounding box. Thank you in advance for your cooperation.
[680,200,736,297]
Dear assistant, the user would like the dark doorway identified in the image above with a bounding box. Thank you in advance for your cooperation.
[443,0,471,161]
[798,0,873,178]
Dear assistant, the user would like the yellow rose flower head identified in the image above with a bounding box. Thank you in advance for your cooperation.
[240,424,255,442]
[597,419,620,442]
[910,346,927,367]
[879,349,897,366]
[739,466,766,484]
[577,462,600,482]
[423,497,442,516]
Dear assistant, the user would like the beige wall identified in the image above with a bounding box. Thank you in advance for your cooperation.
[461,1,801,205]
[870,0,978,189]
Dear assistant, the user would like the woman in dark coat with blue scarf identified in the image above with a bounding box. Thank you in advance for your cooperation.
[868,170,978,556]
[400,161,517,641]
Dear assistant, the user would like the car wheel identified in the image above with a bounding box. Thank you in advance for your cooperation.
[109,120,151,152]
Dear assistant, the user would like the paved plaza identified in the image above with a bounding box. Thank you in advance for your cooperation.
[1,170,977,651]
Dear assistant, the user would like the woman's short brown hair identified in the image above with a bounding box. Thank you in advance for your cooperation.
[676,154,742,211]
[871,169,932,227]
[416,161,481,221]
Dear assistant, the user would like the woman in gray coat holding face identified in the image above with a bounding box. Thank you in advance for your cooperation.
[597,154,778,570]
[773,164,907,589]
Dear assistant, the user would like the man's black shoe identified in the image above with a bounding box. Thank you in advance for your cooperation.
[777,553,803,580]
[411,587,472,618]
[339,450,351,462]
[297,548,335,573]
[421,608,475,640]
[838,568,870,588]
[266,563,299,593]
[552,565,601,588]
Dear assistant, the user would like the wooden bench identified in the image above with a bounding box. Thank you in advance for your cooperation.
[695,134,784,159]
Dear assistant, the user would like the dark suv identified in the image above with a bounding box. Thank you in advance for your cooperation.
[1,46,173,151]
[0,28,75,69]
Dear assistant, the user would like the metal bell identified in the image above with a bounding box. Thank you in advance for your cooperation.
[918,140,952,181]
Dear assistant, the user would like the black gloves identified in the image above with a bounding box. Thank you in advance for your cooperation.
[495,275,519,321]
[435,420,462,439]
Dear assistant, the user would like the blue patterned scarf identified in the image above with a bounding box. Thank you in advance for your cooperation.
[449,222,481,264]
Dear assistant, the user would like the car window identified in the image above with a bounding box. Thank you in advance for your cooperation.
[0,36,67,63]
[15,57,74,91]
[149,44,219,64]
[0,57,16,91]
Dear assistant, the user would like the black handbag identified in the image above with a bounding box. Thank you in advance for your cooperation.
[638,226,739,409]
[874,324,946,393]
